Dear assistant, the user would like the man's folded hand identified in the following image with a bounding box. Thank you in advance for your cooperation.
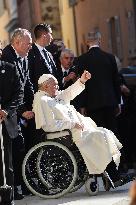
[22,111,35,120]
[0,109,8,122]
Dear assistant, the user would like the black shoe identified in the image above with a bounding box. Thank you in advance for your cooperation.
[114,172,136,188]
[14,192,24,200]
[103,172,136,190]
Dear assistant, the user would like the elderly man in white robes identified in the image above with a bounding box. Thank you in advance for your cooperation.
[33,71,135,190]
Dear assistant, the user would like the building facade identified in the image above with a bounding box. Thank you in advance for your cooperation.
[17,0,62,39]
[0,0,62,47]
[17,0,41,33]
[0,0,9,47]
[59,0,78,55]
[59,0,136,66]
[0,0,18,47]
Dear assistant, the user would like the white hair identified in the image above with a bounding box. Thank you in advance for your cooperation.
[86,31,101,41]
[11,28,31,43]
[60,48,74,59]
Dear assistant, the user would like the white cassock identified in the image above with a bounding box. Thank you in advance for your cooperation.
[33,79,122,174]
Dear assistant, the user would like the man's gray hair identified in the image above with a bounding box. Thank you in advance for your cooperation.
[60,48,74,59]
[86,31,101,41]
[11,28,31,43]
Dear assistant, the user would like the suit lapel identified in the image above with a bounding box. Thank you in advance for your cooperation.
[33,44,56,74]
[9,46,26,84]
[33,44,51,70]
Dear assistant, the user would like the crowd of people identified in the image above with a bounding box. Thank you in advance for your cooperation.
[0,23,136,205]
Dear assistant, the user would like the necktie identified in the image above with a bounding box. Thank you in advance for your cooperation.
[63,71,68,77]
[17,57,23,67]
[17,57,25,83]
[42,49,55,73]
[42,49,49,61]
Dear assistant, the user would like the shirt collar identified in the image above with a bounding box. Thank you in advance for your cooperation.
[11,45,23,60]
[35,43,47,53]
[38,90,47,95]
[89,45,99,50]
[61,65,69,74]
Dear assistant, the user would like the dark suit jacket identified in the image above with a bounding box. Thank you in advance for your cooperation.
[28,43,58,93]
[77,47,121,110]
[0,61,23,138]
[1,45,34,115]
[57,66,78,90]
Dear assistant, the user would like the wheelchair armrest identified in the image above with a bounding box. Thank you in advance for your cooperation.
[46,129,72,140]
[46,129,72,136]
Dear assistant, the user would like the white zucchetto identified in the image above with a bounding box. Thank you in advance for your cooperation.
[38,74,58,85]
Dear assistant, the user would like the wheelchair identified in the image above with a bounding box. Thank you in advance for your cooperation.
[22,129,99,199]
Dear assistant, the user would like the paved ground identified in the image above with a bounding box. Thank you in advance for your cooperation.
[15,178,131,205]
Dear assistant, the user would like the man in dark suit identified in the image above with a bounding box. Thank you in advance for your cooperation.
[0,41,2,58]
[58,48,81,110]
[28,23,58,93]
[77,31,121,133]
[58,48,78,90]
[1,28,34,199]
[0,60,23,205]
[77,31,134,189]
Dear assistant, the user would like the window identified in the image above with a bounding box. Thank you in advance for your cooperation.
[127,11,136,58]
[107,16,123,59]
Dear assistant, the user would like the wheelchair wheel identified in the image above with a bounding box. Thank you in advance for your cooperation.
[85,177,99,196]
[69,149,89,193]
[22,141,78,199]
[69,170,88,193]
